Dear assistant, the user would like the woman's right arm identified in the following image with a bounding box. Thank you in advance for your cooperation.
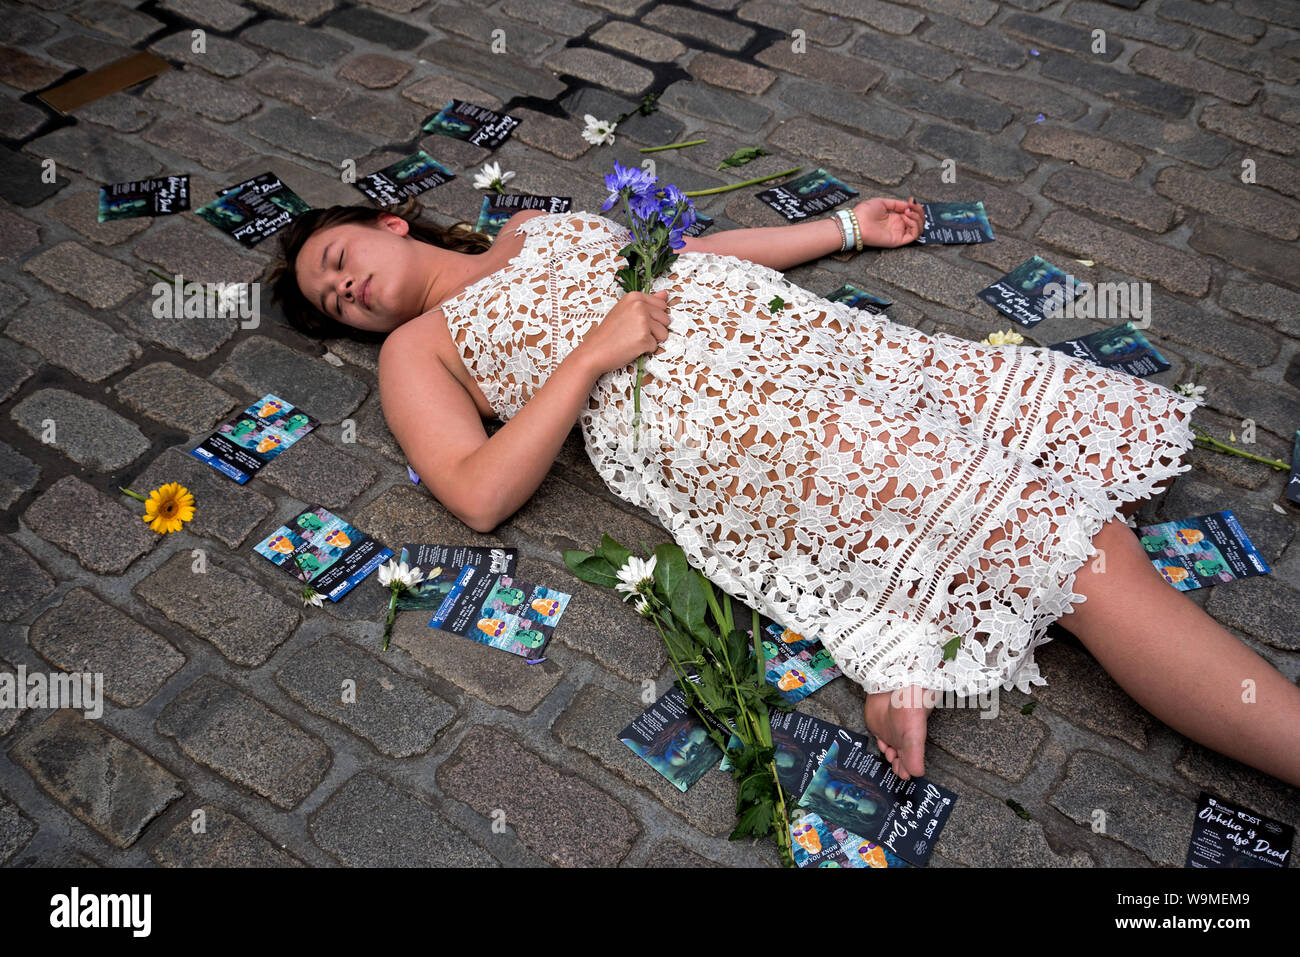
[380,290,671,533]
[460,345,604,531]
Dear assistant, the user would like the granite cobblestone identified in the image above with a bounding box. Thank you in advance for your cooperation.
[1,0,1297,870]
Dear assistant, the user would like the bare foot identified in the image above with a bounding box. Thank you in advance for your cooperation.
[863,686,934,780]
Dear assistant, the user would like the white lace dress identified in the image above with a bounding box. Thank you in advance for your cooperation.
[438,211,1199,698]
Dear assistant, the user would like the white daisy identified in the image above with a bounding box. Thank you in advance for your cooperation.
[633,595,653,618]
[472,160,515,192]
[378,559,425,590]
[582,113,617,146]
[615,554,657,600]
[1175,382,1207,403]
[214,282,248,315]
[300,586,323,608]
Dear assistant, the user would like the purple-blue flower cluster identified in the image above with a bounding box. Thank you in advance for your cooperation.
[601,159,697,250]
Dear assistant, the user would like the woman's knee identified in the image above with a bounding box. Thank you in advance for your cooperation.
[1060,518,1161,632]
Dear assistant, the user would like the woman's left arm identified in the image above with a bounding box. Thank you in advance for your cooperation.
[687,197,924,270]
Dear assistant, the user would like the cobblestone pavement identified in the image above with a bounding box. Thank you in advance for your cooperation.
[1,0,1298,869]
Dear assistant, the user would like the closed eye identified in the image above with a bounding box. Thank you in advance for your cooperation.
[334,248,344,316]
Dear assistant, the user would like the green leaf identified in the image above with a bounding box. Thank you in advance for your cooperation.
[1005,798,1030,821]
[1020,701,1038,716]
[716,147,771,170]
[561,548,593,571]
[941,633,963,661]
[565,554,620,588]
[666,565,710,643]
[593,534,632,574]
[730,799,774,839]
[768,295,786,312]
[652,543,689,594]
[661,627,698,666]
[738,770,771,804]
[725,627,751,673]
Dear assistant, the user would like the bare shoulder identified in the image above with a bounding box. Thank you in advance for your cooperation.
[379,309,439,369]
[375,313,491,531]
[507,208,549,230]
[377,309,457,398]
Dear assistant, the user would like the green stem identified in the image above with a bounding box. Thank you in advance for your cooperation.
[381,588,398,651]
[633,355,643,453]
[118,486,147,502]
[1190,426,1289,470]
[756,611,793,867]
[640,587,794,866]
[639,139,707,153]
[621,193,650,452]
[649,611,727,754]
[699,584,791,866]
[683,166,802,196]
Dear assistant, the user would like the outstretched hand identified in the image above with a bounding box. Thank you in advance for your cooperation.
[852,196,925,249]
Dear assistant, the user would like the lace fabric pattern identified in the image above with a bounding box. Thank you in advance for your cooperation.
[441,212,1200,698]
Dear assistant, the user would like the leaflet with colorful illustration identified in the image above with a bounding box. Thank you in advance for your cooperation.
[618,683,723,793]
[394,544,517,609]
[756,168,858,221]
[253,506,393,602]
[1137,510,1270,591]
[978,255,1086,328]
[826,282,892,315]
[354,150,454,207]
[1049,321,1171,378]
[474,193,570,238]
[761,620,842,702]
[189,394,319,484]
[913,201,994,245]
[197,172,310,246]
[831,821,912,868]
[98,175,189,221]
[421,98,520,149]
[422,564,569,658]
[789,809,912,868]
[719,706,870,796]
[798,732,957,867]
[790,809,855,867]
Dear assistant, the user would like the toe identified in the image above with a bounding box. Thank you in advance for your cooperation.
[898,734,926,779]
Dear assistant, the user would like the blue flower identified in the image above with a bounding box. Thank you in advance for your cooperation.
[601,159,657,212]
[628,189,662,222]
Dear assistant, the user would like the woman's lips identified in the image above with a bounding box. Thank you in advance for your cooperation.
[361,276,371,308]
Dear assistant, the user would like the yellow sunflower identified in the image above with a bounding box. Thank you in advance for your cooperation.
[143,483,196,533]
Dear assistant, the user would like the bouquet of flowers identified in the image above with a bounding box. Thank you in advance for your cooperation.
[565,534,799,867]
[600,160,698,451]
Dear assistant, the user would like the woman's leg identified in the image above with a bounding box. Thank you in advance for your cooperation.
[1115,473,1176,521]
[1061,517,1300,788]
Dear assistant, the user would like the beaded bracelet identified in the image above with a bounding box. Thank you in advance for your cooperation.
[835,208,863,252]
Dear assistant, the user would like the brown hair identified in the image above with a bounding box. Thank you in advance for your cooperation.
[264,196,493,339]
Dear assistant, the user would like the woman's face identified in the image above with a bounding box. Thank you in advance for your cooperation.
[295,214,427,333]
